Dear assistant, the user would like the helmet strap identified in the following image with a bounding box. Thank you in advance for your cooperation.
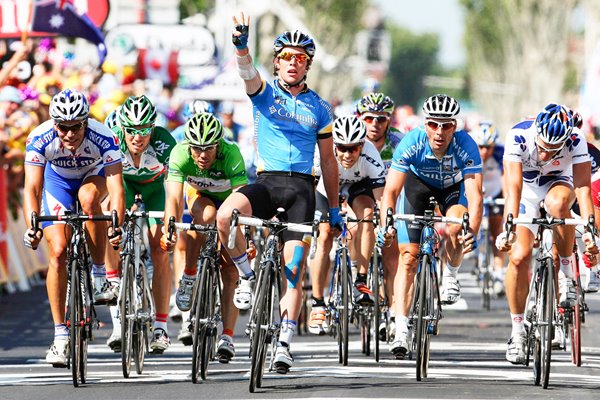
[280,75,307,90]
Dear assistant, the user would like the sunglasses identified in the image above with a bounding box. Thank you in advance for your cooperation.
[56,121,84,132]
[363,115,389,123]
[278,51,310,63]
[190,144,218,152]
[336,144,361,153]
[535,139,565,154]
[426,120,456,130]
[124,126,153,137]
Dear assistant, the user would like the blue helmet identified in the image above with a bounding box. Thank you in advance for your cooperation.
[182,99,214,121]
[535,104,573,145]
[273,30,315,57]
[104,106,121,129]
[470,121,498,146]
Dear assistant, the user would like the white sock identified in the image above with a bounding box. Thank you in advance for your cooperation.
[92,263,106,278]
[511,313,525,337]
[444,264,460,278]
[396,315,409,334]
[558,255,574,279]
[109,305,121,331]
[279,319,297,345]
[232,253,254,278]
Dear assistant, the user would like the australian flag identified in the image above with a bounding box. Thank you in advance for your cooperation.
[31,0,106,64]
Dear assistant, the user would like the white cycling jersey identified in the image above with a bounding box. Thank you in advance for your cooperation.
[315,140,386,196]
[25,118,121,179]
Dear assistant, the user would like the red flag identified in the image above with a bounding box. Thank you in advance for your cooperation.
[31,0,106,64]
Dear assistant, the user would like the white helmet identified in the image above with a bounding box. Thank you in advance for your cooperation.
[470,122,498,146]
[49,89,89,122]
[422,94,460,119]
[332,116,366,145]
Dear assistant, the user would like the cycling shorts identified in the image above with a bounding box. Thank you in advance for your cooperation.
[519,176,573,234]
[124,178,166,227]
[315,179,374,221]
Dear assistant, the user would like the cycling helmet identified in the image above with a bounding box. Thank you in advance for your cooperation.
[356,93,395,115]
[470,122,498,146]
[333,116,367,145]
[182,99,214,120]
[184,113,223,146]
[104,106,121,130]
[571,111,583,130]
[422,94,460,119]
[49,89,89,122]
[273,30,315,57]
[119,95,157,127]
[535,103,573,145]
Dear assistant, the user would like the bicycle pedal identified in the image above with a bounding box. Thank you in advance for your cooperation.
[218,355,231,364]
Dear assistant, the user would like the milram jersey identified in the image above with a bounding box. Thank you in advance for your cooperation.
[250,80,333,175]
[25,118,121,179]
[390,127,482,189]
[503,120,589,186]
[315,140,386,196]
[113,125,177,184]
[167,139,248,201]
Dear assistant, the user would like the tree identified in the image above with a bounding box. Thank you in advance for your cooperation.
[461,0,578,134]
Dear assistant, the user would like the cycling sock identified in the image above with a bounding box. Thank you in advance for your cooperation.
[510,313,525,336]
[182,272,196,282]
[92,263,106,278]
[222,328,234,337]
[181,310,190,323]
[311,297,325,307]
[279,319,297,345]
[444,264,460,278]
[106,269,120,283]
[232,253,254,278]
[54,323,68,339]
[558,255,574,279]
[355,273,368,284]
[154,313,168,332]
[109,305,121,331]
[396,315,409,334]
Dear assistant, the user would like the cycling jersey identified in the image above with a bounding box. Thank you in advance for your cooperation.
[250,80,333,174]
[315,140,385,197]
[113,125,176,184]
[482,144,504,198]
[390,127,483,188]
[376,126,404,172]
[25,118,121,178]
[167,139,248,201]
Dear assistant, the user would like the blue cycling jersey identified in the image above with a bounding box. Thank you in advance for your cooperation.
[390,127,483,189]
[250,80,333,174]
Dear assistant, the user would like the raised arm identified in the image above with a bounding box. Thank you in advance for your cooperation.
[232,12,262,95]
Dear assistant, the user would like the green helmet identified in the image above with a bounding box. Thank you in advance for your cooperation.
[184,113,223,146]
[119,95,157,127]
[356,93,395,115]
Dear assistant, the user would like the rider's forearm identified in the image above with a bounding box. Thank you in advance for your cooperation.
[320,154,340,210]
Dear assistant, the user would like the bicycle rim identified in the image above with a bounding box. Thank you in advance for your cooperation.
[341,248,350,366]
[372,252,381,362]
[541,262,553,389]
[249,265,271,393]
[201,262,217,380]
[69,259,81,387]
[121,254,135,378]
[415,254,429,382]
[192,259,210,383]
[571,293,582,366]
[80,262,92,384]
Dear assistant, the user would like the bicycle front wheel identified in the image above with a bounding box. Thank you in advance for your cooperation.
[340,247,351,366]
[192,258,210,383]
[69,258,82,387]
[540,260,554,389]
[201,261,218,380]
[249,264,272,393]
[121,254,135,378]
[134,260,149,375]
[415,254,430,382]
[371,251,381,362]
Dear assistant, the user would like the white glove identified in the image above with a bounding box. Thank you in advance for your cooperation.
[495,230,516,251]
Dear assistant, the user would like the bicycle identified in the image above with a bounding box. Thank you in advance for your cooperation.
[31,209,118,387]
[118,197,160,378]
[506,210,595,388]
[367,205,388,362]
[167,217,222,383]
[227,208,317,393]
[386,198,469,381]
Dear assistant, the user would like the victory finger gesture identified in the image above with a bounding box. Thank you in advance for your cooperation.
[232,12,250,50]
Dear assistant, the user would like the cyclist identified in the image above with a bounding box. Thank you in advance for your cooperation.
[22,88,125,366]
[160,112,248,363]
[356,92,404,339]
[216,13,341,374]
[309,116,385,335]
[496,104,598,364]
[470,121,507,295]
[104,95,177,354]
[379,94,483,359]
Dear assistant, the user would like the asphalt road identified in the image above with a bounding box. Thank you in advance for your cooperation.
[1,259,599,400]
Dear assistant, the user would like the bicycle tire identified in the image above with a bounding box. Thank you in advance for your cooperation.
[340,247,350,366]
[201,260,217,380]
[192,258,210,383]
[121,254,135,378]
[541,260,554,389]
[532,266,542,386]
[571,283,582,366]
[481,227,492,311]
[415,254,430,382]
[249,263,272,393]
[69,258,82,387]
[79,259,93,385]
[372,251,381,362]
[134,260,149,375]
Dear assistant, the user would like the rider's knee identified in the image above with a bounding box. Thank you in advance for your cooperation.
[399,250,418,270]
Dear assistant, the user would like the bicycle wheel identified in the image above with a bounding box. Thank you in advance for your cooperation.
[415,255,430,382]
[192,258,210,383]
[540,260,554,389]
[570,270,582,366]
[79,261,93,385]
[481,234,492,311]
[69,258,82,387]
[371,251,381,362]
[532,268,542,386]
[121,254,135,378]
[340,247,351,366]
[249,264,272,393]
[134,261,149,375]
[201,263,218,380]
